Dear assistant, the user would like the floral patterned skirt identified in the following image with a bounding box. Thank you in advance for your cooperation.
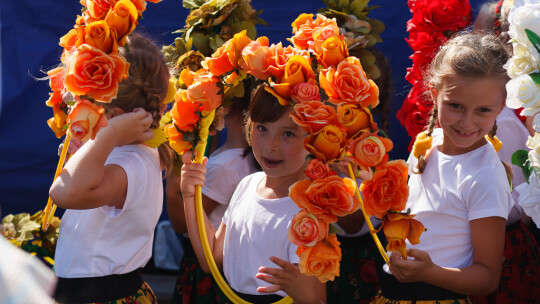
[171,240,230,304]
[370,291,472,304]
[326,233,386,303]
[92,282,157,304]
[470,221,540,304]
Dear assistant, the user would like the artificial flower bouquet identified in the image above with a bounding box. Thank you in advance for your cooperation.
[504,0,540,228]
[1,210,60,267]
[396,0,473,150]
[166,10,425,283]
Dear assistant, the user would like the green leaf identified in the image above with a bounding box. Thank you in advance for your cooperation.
[530,73,540,86]
[526,29,540,54]
[329,223,344,235]
[512,149,533,183]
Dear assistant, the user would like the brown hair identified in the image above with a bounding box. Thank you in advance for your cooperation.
[101,33,173,174]
[417,32,510,173]
[244,84,292,145]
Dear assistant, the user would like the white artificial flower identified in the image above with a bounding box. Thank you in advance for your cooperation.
[506,74,540,115]
[507,4,540,45]
[516,173,540,229]
[527,132,540,171]
[506,43,540,78]
[533,113,540,132]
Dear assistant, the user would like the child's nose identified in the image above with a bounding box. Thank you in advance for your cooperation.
[265,134,280,152]
[460,111,475,128]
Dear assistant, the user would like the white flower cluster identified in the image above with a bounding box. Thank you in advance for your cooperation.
[506,0,540,228]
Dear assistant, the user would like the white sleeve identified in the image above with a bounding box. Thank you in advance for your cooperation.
[202,163,241,205]
[464,167,513,221]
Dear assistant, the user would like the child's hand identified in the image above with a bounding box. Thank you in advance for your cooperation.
[108,108,153,146]
[389,248,435,283]
[180,151,208,199]
[256,257,324,303]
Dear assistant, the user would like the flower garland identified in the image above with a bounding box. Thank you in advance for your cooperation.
[505,0,540,228]
[167,11,425,284]
[42,0,163,230]
[396,0,473,150]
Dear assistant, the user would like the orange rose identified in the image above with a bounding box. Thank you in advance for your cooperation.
[165,124,193,155]
[67,99,108,141]
[360,160,409,219]
[291,13,314,33]
[272,55,315,100]
[239,38,271,80]
[297,233,341,283]
[104,0,138,46]
[349,132,393,171]
[319,56,379,108]
[311,24,341,55]
[47,93,69,138]
[170,94,201,132]
[206,30,253,77]
[291,100,338,134]
[305,159,337,180]
[288,209,329,247]
[290,176,361,222]
[83,20,118,54]
[305,125,347,163]
[81,0,118,20]
[337,104,377,138]
[178,68,195,88]
[266,43,309,79]
[383,212,425,252]
[187,72,222,112]
[291,14,316,49]
[290,80,320,104]
[226,30,253,68]
[64,44,129,103]
[47,66,65,92]
[60,28,80,54]
[320,36,348,68]
[129,0,147,15]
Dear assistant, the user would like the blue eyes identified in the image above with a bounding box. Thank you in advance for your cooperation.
[254,125,296,138]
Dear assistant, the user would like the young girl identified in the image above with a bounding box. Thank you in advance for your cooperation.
[181,85,326,303]
[167,90,259,304]
[49,33,172,304]
[372,32,514,303]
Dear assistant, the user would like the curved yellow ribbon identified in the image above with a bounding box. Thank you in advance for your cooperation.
[193,110,293,304]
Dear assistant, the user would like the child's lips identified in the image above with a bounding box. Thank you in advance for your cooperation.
[263,157,283,168]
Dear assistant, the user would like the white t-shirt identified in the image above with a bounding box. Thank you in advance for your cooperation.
[496,106,529,223]
[202,148,258,229]
[222,172,300,297]
[55,144,163,278]
[405,128,513,269]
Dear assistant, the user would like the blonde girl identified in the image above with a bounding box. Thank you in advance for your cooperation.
[49,33,172,304]
[181,85,326,303]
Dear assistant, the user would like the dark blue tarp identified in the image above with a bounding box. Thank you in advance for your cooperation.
[0,0,484,216]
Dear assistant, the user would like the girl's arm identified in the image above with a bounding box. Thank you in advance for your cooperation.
[256,257,326,304]
[389,216,506,295]
[180,151,225,272]
[166,173,220,235]
[50,109,154,210]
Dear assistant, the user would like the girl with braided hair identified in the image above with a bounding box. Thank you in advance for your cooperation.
[49,33,173,304]
[372,32,514,304]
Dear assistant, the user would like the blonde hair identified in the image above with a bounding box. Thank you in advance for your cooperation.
[101,33,173,174]
[416,32,510,173]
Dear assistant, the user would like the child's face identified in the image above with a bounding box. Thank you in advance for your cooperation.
[250,111,309,182]
[436,76,506,155]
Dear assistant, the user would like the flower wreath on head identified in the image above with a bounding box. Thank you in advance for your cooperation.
[504,0,540,228]
[41,0,164,230]
[166,9,426,285]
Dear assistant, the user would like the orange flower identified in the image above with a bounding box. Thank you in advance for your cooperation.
[349,132,393,171]
[290,79,320,104]
[129,0,147,15]
[291,100,338,134]
[104,0,138,46]
[288,209,329,247]
[47,66,65,92]
[239,37,271,80]
[187,72,222,112]
[291,13,314,33]
[165,124,193,155]
[47,93,69,138]
[290,176,361,222]
[297,233,341,283]
[311,24,341,55]
[206,30,253,76]
[290,14,316,49]
[266,43,309,79]
[67,99,108,141]
[64,44,129,103]
[60,28,80,54]
[272,55,315,100]
[305,159,337,180]
[81,0,117,20]
[305,125,348,163]
[360,160,409,219]
[319,56,379,108]
[83,20,118,54]
[383,212,425,252]
[337,104,377,138]
[320,36,348,68]
[170,94,201,132]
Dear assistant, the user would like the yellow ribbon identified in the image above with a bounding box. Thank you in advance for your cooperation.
[42,131,72,231]
[193,110,293,304]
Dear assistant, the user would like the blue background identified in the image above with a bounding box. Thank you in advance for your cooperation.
[0,0,484,216]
